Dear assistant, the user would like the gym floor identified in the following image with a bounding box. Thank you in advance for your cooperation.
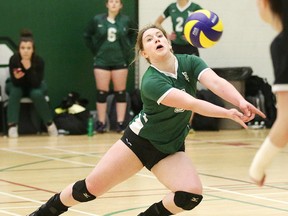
[0,129,287,215]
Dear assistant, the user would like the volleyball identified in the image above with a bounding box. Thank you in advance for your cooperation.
[184,9,224,48]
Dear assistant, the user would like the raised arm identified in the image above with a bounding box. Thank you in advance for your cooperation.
[155,15,165,26]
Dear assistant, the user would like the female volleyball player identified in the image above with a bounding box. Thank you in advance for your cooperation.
[155,0,203,56]
[83,0,135,133]
[28,24,264,216]
[249,0,288,186]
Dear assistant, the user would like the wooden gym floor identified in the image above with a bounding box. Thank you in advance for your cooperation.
[0,129,287,216]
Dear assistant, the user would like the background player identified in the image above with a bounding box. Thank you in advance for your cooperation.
[249,0,288,186]
[83,0,135,133]
[155,0,203,56]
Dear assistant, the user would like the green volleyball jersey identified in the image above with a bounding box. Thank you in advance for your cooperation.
[94,20,127,67]
[163,1,202,45]
[84,13,135,67]
[129,54,208,154]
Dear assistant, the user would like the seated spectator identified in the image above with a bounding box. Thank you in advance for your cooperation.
[6,29,58,138]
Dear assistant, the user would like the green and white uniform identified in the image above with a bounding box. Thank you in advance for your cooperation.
[129,54,208,154]
[162,0,202,46]
[83,13,135,67]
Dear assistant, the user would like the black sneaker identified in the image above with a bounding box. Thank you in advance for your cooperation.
[27,211,38,216]
[95,121,107,133]
[27,193,68,216]
[28,206,66,216]
[27,209,42,216]
[116,122,126,133]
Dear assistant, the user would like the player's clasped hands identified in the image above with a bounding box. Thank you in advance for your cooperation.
[226,99,266,129]
[239,100,266,123]
[227,108,248,129]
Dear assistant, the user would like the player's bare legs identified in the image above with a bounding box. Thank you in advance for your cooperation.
[269,92,288,147]
[250,91,288,186]
[112,68,128,131]
[59,140,143,206]
[94,68,111,131]
[150,152,202,214]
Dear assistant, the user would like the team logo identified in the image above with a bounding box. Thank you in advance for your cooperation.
[191,197,200,202]
[182,72,190,82]
[125,138,132,146]
[174,107,185,113]
[174,89,186,113]
[83,193,92,198]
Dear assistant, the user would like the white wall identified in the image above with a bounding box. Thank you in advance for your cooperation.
[138,0,276,85]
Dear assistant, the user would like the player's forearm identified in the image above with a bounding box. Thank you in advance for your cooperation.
[211,78,244,108]
[189,98,229,119]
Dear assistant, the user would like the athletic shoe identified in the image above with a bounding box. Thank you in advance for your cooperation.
[47,122,58,136]
[8,126,18,138]
[116,122,125,133]
[27,193,68,216]
[27,209,40,216]
[95,121,107,133]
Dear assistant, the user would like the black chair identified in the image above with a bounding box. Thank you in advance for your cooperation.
[0,37,50,135]
[0,66,50,135]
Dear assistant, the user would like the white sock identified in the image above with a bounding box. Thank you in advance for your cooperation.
[249,137,281,182]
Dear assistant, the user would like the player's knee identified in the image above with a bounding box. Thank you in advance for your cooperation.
[97,90,108,103]
[174,191,203,210]
[114,91,126,102]
[72,179,96,202]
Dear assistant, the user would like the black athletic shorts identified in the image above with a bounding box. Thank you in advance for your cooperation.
[121,127,185,170]
[94,64,128,70]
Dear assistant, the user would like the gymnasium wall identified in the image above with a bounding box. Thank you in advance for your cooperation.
[139,0,276,86]
[0,0,138,110]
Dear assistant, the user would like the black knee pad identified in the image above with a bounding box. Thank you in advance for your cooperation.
[97,90,108,103]
[114,91,126,102]
[174,191,203,210]
[72,179,96,202]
